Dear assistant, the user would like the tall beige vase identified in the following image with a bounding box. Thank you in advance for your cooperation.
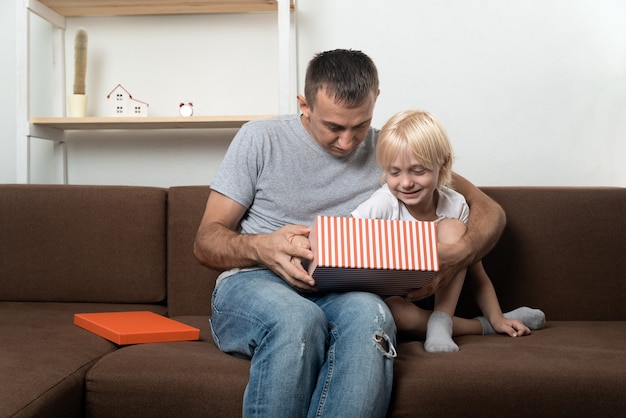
[67,94,88,117]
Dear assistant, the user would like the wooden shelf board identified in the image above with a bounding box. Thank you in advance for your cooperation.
[38,0,294,16]
[30,115,273,130]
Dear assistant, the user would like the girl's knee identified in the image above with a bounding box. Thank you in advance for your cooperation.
[437,218,467,244]
[385,295,405,310]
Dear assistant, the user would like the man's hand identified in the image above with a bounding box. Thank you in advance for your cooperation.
[405,241,470,301]
[255,225,316,292]
[194,192,315,293]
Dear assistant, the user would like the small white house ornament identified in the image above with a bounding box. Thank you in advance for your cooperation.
[179,102,194,117]
[106,84,149,117]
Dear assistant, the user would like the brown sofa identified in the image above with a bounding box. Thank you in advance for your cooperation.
[1,184,624,418]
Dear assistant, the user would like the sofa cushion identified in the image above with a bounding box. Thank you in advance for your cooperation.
[166,186,219,316]
[0,302,167,418]
[85,318,626,418]
[391,321,626,417]
[0,185,167,303]
[456,187,626,321]
[85,316,247,417]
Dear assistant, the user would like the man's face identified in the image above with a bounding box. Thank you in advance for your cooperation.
[298,88,378,158]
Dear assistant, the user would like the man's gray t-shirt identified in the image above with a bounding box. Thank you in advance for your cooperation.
[211,114,383,236]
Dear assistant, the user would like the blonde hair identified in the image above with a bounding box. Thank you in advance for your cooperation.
[376,110,453,188]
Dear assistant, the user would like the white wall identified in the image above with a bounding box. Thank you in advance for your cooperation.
[298,0,626,187]
[58,13,280,186]
[2,0,625,187]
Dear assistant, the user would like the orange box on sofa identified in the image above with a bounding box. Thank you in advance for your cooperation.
[74,311,200,345]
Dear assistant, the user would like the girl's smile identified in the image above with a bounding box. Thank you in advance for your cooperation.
[385,153,443,220]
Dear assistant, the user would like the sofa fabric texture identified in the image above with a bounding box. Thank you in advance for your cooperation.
[1,184,624,418]
[0,185,167,303]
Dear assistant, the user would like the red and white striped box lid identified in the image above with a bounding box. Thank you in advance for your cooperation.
[308,216,439,295]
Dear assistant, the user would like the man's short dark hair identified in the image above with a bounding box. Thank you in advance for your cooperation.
[304,49,379,110]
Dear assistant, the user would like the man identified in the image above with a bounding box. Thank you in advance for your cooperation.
[194,49,505,417]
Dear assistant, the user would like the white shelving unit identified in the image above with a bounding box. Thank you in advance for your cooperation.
[16,0,296,183]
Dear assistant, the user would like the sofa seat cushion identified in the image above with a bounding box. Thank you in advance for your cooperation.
[391,321,626,418]
[85,315,248,417]
[0,302,167,418]
[87,318,626,418]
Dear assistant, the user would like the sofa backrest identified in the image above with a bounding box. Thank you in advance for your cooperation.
[0,184,167,304]
[166,186,217,316]
[6,184,619,319]
[167,186,625,321]
[457,187,626,321]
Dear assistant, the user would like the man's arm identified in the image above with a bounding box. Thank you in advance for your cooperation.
[449,172,506,262]
[193,190,315,291]
[406,172,506,301]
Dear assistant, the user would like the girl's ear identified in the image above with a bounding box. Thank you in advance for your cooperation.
[380,171,387,185]
[442,153,452,170]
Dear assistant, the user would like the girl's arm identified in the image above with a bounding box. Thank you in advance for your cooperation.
[470,261,531,337]
[470,261,503,322]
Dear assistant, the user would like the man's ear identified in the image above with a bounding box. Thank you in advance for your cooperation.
[297,94,310,117]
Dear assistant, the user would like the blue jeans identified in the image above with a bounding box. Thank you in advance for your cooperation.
[210,269,397,418]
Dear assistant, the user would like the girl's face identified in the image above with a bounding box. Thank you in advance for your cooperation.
[385,151,442,219]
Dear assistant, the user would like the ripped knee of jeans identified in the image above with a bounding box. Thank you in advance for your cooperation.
[374,331,397,358]
[372,302,397,358]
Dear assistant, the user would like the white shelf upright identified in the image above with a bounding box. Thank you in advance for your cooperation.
[17,0,68,183]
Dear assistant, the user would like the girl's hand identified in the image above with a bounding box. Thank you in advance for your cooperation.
[491,317,532,337]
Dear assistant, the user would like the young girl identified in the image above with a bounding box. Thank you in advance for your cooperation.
[352,110,545,352]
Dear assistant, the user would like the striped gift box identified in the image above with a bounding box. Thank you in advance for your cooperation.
[308,216,439,295]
